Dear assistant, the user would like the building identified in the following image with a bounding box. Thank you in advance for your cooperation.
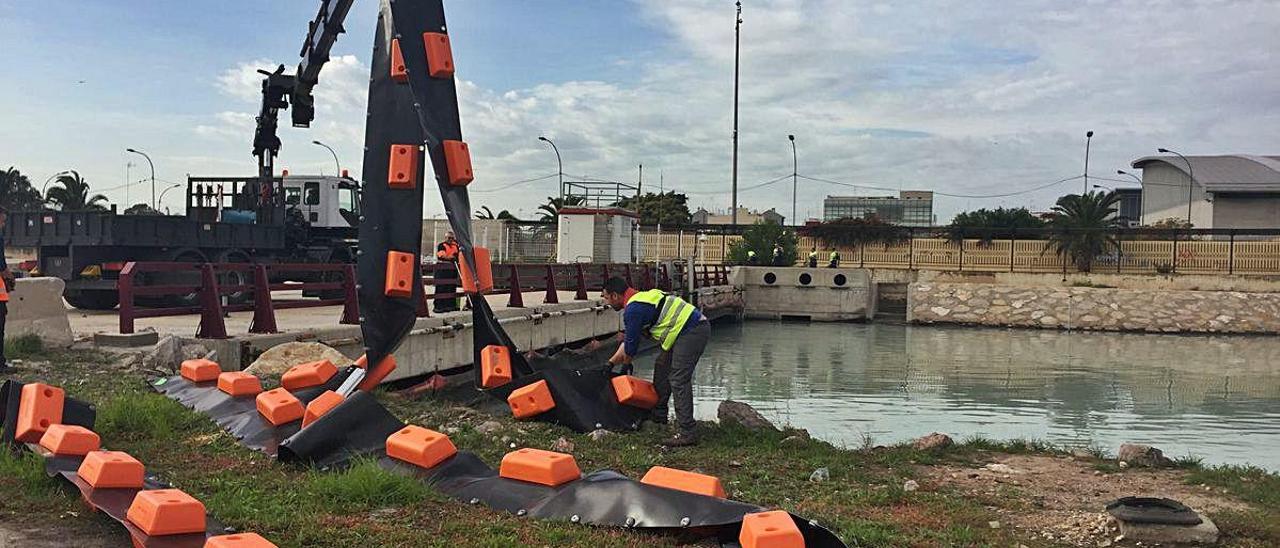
[1113,187,1142,227]
[691,206,785,225]
[1131,154,1280,228]
[823,190,934,226]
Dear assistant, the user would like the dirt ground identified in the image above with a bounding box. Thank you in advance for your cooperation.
[920,454,1251,546]
[0,520,121,548]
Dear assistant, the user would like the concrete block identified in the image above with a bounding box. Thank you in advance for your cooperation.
[739,267,874,321]
[1117,515,1219,545]
[94,331,160,348]
[7,277,73,347]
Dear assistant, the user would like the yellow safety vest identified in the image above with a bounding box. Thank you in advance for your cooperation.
[627,289,696,352]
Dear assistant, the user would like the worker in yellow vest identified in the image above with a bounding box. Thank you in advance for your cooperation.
[603,276,709,447]
[807,249,818,268]
[0,207,11,371]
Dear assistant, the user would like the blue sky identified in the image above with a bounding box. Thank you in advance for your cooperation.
[2,0,1278,221]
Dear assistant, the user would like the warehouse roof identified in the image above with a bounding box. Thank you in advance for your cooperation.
[1131,155,1280,193]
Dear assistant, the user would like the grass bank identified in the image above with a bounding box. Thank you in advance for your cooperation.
[2,346,1279,547]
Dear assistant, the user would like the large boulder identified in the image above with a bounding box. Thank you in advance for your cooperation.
[1118,444,1173,468]
[913,432,954,451]
[245,342,350,381]
[717,400,777,431]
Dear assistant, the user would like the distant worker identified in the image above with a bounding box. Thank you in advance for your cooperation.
[746,250,758,265]
[0,208,11,372]
[772,243,784,266]
[433,231,461,313]
[603,276,709,447]
[807,249,818,268]
[828,249,841,268]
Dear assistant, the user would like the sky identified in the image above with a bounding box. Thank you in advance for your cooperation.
[1,0,1277,223]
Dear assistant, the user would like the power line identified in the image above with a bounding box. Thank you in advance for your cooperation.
[796,173,1085,199]
[468,172,560,194]
[682,174,793,196]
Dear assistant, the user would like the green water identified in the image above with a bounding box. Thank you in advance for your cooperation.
[635,321,1280,469]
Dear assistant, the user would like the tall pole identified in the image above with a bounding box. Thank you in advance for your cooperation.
[731,1,742,226]
[1159,148,1195,226]
[1083,130,1093,194]
[312,140,341,176]
[539,136,562,204]
[126,148,156,209]
[124,161,134,206]
[788,134,796,225]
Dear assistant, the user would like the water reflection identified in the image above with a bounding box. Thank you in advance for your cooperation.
[632,321,1280,469]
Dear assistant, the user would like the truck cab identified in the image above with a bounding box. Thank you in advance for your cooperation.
[282,174,360,229]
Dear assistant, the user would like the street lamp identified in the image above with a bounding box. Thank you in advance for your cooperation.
[41,170,75,196]
[1082,130,1094,193]
[538,136,563,204]
[125,148,156,209]
[1091,184,1114,192]
[788,134,797,226]
[1116,169,1142,185]
[158,183,182,214]
[730,0,743,226]
[312,140,340,177]
[1158,148,1195,225]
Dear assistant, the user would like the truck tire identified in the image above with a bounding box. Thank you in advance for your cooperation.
[65,289,120,311]
[138,249,208,308]
[216,250,253,305]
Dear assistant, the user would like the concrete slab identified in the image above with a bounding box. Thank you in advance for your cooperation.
[7,277,74,347]
[93,331,160,348]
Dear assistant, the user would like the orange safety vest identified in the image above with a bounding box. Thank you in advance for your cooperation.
[436,241,459,262]
[0,280,9,302]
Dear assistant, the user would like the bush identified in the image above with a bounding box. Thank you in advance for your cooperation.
[726,222,798,265]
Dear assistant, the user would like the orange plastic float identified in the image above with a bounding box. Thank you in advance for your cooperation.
[499,448,580,487]
[385,425,457,469]
[507,380,555,419]
[640,466,726,499]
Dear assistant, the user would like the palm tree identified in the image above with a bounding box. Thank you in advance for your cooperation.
[45,171,109,211]
[537,196,584,222]
[0,167,43,211]
[1043,191,1120,272]
[476,205,519,221]
[475,206,496,219]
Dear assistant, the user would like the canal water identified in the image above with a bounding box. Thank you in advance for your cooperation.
[634,321,1280,470]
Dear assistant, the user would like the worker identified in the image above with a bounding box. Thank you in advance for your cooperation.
[603,276,709,447]
[771,243,784,266]
[746,250,758,265]
[807,249,818,268]
[828,249,841,268]
[433,231,461,313]
[0,208,11,372]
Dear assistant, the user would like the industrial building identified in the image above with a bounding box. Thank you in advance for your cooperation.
[822,191,934,226]
[692,206,785,225]
[1131,154,1280,228]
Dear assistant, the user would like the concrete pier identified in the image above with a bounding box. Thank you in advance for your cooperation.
[730,266,875,321]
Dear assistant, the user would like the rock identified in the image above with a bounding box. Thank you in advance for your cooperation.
[588,428,612,441]
[1117,444,1173,468]
[717,400,777,431]
[1118,461,1130,469]
[903,480,919,492]
[781,435,806,445]
[476,421,503,435]
[988,521,1001,529]
[913,432,953,451]
[143,335,184,373]
[809,467,829,483]
[245,342,350,382]
[984,463,1016,474]
[114,353,144,371]
[550,437,575,453]
[1116,514,1219,545]
[180,343,211,362]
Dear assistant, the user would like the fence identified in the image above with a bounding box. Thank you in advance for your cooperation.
[116,260,728,338]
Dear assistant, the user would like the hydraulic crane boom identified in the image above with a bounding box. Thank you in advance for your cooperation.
[250,0,355,186]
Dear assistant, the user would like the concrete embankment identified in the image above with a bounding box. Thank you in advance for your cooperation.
[909,281,1280,334]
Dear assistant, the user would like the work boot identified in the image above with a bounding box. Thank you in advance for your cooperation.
[660,431,698,447]
[649,411,668,425]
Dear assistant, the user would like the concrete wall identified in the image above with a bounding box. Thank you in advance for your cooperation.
[731,266,874,321]
[904,269,1280,293]
[6,277,73,347]
[909,281,1280,334]
[1141,163,1212,227]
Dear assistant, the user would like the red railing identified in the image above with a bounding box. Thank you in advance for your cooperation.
[116,261,715,339]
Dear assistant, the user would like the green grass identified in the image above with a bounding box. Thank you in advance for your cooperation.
[0,446,61,498]
[306,458,436,513]
[1185,464,1280,507]
[5,333,44,360]
[97,391,208,440]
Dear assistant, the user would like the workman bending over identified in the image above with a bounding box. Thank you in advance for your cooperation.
[433,231,461,313]
[603,276,709,447]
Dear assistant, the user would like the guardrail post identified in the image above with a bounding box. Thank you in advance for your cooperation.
[119,262,136,334]
[249,264,279,334]
[341,264,361,324]
[507,264,525,308]
[574,263,588,300]
[1228,231,1235,275]
[196,263,228,339]
[543,264,559,304]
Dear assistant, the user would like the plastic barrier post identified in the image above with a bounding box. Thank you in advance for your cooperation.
[506,264,524,308]
[340,264,361,324]
[543,265,558,304]
[249,264,279,334]
[574,263,588,300]
[119,262,136,334]
[196,263,228,339]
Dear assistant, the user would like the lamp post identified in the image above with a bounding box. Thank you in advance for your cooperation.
[730,0,742,226]
[1091,184,1114,192]
[1082,130,1093,194]
[1116,169,1142,185]
[158,184,182,214]
[125,148,156,209]
[312,140,340,176]
[788,134,797,225]
[41,170,74,196]
[1158,148,1195,226]
[538,136,563,204]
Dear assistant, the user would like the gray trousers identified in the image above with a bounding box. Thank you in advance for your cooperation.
[653,320,710,434]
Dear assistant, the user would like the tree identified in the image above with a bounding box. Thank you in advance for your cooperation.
[536,196,584,222]
[613,191,692,225]
[799,217,910,248]
[475,206,520,221]
[0,167,44,211]
[948,207,1045,242]
[45,171,108,211]
[726,221,798,265]
[1043,191,1120,272]
[123,203,162,215]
